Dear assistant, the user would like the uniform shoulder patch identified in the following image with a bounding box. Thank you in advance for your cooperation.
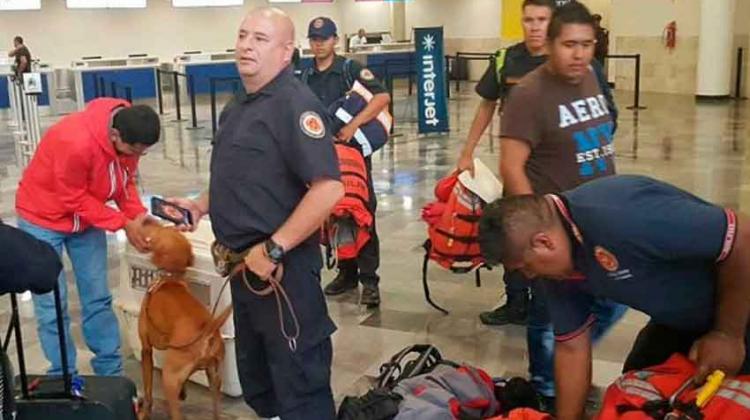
[594,246,619,272]
[300,111,326,139]
[359,68,375,81]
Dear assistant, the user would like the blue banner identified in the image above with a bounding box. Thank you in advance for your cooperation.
[414,27,449,134]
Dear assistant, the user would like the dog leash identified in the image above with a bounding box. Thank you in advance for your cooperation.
[235,264,301,352]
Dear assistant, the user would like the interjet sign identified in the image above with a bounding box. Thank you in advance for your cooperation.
[415,27,449,134]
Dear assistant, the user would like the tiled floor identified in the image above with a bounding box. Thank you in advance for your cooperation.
[0,84,748,419]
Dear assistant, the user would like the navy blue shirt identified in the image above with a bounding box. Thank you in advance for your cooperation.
[475,42,546,102]
[1,222,61,294]
[541,175,737,341]
[302,55,386,108]
[209,68,341,252]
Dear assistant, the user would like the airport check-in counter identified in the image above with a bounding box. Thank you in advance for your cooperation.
[72,55,160,110]
[166,43,414,100]
[173,50,240,96]
[349,43,415,81]
[0,59,56,113]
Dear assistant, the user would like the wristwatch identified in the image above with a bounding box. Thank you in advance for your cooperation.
[264,239,285,264]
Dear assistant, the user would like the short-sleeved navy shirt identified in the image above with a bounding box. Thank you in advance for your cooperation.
[303,55,386,108]
[209,68,341,252]
[540,175,738,341]
[475,42,547,102]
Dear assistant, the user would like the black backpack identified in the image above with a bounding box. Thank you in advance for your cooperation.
[337,345,454,420]
[337,389,401,420]
[375,344,456,389]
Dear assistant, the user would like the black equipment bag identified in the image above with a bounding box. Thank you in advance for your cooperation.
[375,344,457,390]
[336,344,452,420]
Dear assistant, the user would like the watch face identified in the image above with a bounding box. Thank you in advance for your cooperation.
[270,248,283,259]
[266,241,284,262]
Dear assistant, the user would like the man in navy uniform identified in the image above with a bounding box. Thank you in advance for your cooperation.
[172,8,344,419]
[301,16,391,307]
[478,175,750,420]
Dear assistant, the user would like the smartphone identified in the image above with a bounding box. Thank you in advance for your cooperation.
[150,196,193,226]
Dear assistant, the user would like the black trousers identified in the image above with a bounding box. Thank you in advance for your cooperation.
[339,156,380,286]
[623,322,750,374]
[232,247,336,419]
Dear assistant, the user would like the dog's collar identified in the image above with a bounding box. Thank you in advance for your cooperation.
[146,278,165,294]
[157,269,180,278]
[145,270,180,295]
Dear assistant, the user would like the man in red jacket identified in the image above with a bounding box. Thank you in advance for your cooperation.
[15,98,160,377]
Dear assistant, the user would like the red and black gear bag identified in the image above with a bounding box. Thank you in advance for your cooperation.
[323,143,373,264]
[424,173,484,271]
[597,354,750,420]
[420,172,487,314]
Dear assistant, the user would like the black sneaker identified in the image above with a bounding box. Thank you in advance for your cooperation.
[324,271,358,296]
[479,298,528,326]
[360,283,381,307]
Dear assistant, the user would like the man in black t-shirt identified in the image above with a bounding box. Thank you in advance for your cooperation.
[7,36,31,81]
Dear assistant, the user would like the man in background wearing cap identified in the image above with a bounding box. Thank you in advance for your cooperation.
[593,14,610,68]
[15,98,160,377]
[301,16,391,307]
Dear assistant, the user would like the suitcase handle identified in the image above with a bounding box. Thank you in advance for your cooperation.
[6,282,73,399]
[52,283,73,397]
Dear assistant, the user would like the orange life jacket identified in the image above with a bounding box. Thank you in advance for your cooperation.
[324,143,372,262]
[597,354,750,420]
[423,173,484,271]
[486,408,552,420]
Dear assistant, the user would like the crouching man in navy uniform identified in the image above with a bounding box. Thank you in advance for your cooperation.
[478,175,750,420]
[172,8,344,420]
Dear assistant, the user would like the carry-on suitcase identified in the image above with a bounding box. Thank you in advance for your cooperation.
[4,284,138,419]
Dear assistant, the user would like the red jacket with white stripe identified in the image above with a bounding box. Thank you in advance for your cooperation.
[16,98,146,233]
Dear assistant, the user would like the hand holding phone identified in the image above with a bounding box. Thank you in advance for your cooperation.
[150,197,194,227]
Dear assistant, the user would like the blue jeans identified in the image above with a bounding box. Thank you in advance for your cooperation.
[527,279,627,398]
[17,218,122,376]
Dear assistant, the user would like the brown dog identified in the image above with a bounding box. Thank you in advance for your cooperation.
[138,223,232,420]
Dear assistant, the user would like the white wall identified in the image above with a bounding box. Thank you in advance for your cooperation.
[579,0,611,25]
[611,0,701,37]
[0,0,506,67]
[338,0,391,38]
[0,0,343,66]
[405,0,500,39]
